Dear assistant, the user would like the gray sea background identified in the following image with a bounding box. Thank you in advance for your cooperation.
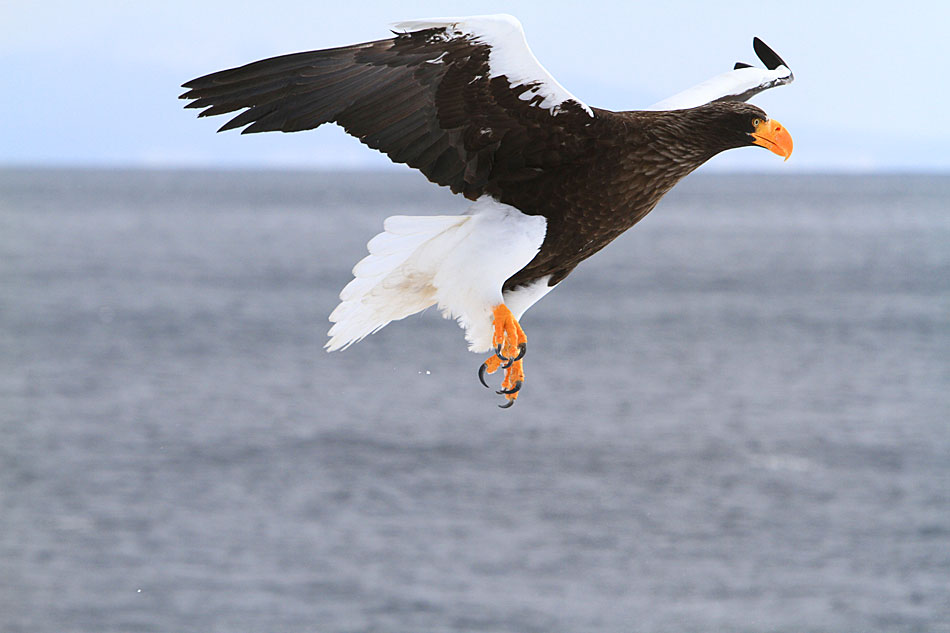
[1,168,948,632]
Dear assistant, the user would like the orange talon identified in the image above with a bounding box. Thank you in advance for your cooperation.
[501,359,524,391]
[482,304,528,406]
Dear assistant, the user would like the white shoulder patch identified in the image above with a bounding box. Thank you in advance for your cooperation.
[647,65,792,111]
[391,14,593,117]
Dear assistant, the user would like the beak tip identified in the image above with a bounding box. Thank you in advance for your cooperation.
[752,118,793,162]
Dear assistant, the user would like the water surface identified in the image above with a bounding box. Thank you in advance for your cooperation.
[1,169,948,632]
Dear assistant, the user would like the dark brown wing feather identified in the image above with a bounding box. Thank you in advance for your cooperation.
[181,29,594,200]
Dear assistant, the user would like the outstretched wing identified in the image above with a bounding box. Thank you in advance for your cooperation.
[647,37,794,111]
[180,14,594,199]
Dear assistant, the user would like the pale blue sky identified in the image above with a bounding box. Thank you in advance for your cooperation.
[3,0,948,171]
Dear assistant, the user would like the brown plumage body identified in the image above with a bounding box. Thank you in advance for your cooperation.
[493,106,760,288]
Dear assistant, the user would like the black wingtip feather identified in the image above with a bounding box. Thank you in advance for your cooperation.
[181,77,206,90]
[733,62,753,70]
[752,37,788,70]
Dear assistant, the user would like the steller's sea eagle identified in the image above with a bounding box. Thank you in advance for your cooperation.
[181,14,794,407]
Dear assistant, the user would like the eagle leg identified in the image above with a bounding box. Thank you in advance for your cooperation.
[479,304,528,406]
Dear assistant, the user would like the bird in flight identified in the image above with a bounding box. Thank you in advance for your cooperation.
[181,14,794,407]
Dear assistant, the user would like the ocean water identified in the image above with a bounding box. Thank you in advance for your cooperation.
[1,168,948,632]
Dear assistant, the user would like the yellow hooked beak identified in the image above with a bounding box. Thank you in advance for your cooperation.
[751,118,793,161]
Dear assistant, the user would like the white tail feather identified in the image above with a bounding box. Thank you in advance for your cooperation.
[326,215,469,351]
[326,197,548,353]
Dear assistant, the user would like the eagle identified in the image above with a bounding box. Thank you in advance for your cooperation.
[180,14,794,407]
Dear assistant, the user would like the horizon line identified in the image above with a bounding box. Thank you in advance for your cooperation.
[3,163,949,177]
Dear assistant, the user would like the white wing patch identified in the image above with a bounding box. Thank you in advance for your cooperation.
[392,14,593,117]
[647,37,794,111]
[647,65,793,111]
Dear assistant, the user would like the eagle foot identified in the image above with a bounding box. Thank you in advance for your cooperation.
[478,355,525,407]
[477,304,528,407]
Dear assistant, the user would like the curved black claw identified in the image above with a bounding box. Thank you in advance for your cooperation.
[498,398,516,409]
[478,363,490,389]
[496,380,523,396]
[496,342,526,368]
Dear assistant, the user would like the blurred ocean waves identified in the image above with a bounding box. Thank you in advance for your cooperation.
[1,168,948,632]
